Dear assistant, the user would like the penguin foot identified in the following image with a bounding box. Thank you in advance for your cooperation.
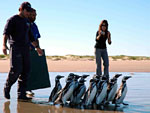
[98,105,104,110]
[122,102,128,105]
[84,104,92,109]
[92,103,97,109]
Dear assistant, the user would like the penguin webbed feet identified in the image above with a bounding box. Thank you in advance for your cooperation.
[83,104,93,109]
[96,103,105,110]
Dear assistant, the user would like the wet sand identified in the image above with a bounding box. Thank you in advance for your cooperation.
[0,59,150,72]
[1,72,150,113]
[2,101,124,113]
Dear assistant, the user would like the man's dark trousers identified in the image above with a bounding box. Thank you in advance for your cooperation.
[4,45,31,98]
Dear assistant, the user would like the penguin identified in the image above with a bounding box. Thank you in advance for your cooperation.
[55,73,75,98]
[83,74,100,104]
[54,76,76,105]
[69,74,81,104]
[95,76,108,105]
[49,75,64,102]
[106,74,122,103]
[83,78,98,106]
[70,79,87,105]
[70,74,89,105]
[112,76,132,106]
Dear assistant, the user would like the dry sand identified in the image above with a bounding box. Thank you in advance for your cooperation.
[0,59,150,73]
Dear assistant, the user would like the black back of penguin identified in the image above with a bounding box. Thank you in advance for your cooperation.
[49,75,64,102]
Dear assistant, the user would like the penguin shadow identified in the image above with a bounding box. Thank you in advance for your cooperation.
[3,101,10,113]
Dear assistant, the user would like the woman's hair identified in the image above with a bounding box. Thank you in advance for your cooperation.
[98,20,108,33]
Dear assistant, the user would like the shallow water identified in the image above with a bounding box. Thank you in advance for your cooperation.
[0,72,150,113]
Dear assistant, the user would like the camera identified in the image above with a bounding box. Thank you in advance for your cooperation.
[101,31,105,35]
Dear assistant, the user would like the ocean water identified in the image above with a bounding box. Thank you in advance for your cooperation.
[0,72,150,113]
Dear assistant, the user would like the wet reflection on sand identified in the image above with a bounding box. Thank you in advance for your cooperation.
[3,100,124,113]
[3,101,10,113]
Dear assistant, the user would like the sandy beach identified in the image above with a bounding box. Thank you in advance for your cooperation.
[0,59,150,73]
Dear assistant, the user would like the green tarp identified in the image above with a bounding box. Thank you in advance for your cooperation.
[26,49,51,91]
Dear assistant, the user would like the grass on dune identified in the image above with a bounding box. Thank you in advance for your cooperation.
[1,54,150,61]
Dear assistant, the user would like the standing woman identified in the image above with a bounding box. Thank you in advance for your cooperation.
[95,20,112,81]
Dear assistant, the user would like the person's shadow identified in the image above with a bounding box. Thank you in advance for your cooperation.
[3,101,10,113]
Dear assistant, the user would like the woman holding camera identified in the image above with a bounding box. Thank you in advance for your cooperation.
[95,20,112,81]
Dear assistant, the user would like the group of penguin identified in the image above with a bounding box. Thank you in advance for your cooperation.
[48,73,131,108]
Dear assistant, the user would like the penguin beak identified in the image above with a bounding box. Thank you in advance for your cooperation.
[60,76,64,78]
[83,74,90,78]
[57,75,64,79]
[115,74,122,78]
[124,76,132,81]
[127,76,132,79]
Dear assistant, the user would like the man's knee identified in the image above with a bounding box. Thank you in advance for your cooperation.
[6,68,22,86]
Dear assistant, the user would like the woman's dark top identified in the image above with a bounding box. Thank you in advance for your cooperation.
[95,31,107,49]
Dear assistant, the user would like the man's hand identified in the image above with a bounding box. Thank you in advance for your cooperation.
[3,35,9,55]
[3,45,9,55]
[36,48,43,56]
[31,41,37,47]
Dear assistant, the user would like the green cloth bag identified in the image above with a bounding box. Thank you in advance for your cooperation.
[26,49,51,91]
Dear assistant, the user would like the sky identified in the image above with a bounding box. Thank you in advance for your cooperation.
[0,0,150,56]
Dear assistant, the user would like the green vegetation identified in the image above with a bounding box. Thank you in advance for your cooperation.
[46,55,150,61]
[46,55,95,61]
[110,55,150,61]
[0,55,9,59]
[46,55,67,61]
[111,55,126,60]
[1,54,150,61]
